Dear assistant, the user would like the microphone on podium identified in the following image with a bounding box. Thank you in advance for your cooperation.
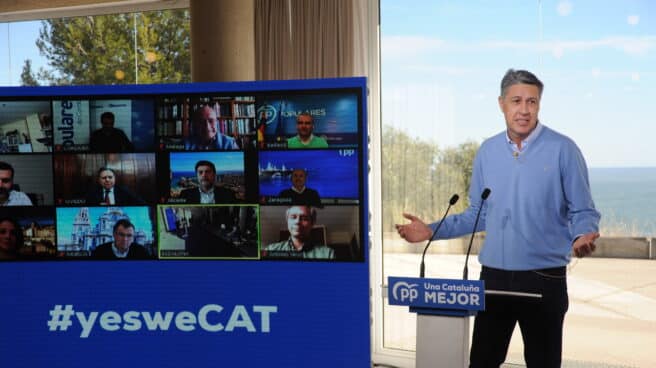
[419,194,459,278]
[463,188,491,280]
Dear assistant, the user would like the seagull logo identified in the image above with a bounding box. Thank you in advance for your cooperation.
[392,281,419,302]
[256,104,277,126]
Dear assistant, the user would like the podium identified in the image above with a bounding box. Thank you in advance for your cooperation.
[388,277,485,368]
[388,277,544,367]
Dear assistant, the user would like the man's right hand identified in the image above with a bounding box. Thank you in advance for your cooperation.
[395,213,433,243]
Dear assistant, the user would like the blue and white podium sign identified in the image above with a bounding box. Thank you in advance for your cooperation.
[388,276,485,315]
[388,277,485,368]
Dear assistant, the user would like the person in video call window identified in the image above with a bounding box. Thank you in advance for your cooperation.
[92,219,149,259]
[85,167,145,206]
[286,112,328,149]
[89,112,135,152]
[0,161,33,206]
[264,205,334,259]
[184,105,239,150]
[395,69,600,368]
[0,217,23,260]
[277,168,322,207]
[179,160,238,204]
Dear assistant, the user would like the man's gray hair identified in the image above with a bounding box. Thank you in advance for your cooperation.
[286,206,317,223]
[500,69,543,98]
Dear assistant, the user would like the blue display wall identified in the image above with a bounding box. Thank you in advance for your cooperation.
[0,77,369,367]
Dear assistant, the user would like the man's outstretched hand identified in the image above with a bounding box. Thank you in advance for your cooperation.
[573,232,599,258]
[395,213,433,243]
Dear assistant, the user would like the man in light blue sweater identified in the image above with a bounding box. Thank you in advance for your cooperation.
[396,69,600,368]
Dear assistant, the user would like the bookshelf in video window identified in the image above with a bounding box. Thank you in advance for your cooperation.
[158,96,256,148]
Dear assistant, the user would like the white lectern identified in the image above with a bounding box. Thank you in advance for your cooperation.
[388,276,484,368]
[388,277,543,368]
[413,305,475,367]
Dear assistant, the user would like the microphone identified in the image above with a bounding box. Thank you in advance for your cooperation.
[419,194,459,278]
[463,188,491,280]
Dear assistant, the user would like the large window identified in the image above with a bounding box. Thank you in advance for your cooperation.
[1,9,190,86]
[379,1,655,367]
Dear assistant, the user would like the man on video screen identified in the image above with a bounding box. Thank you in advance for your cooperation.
[85,167,144,205]
[287,113,328,149]
[89,112,135,152]
[0,217,22,259]
[180,160,238,204]
[264,205,334,259]
[184,105,239,150]
[92,219,149,259]
[0,162,33,206]
[278,168,322,207]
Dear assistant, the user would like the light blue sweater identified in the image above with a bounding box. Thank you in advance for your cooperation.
[433,125,600,270]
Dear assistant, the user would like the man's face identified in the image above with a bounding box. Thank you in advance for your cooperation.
[0,169,14,197]
[0,221,17,252]
[196,165,216,191]
[296,115,314,139]
[101,116,115,130]
[113,224,134,252]
[286,206,313,242]
[499,83,541,143]
[195,106,218,142]
[291,170,306,190]
[98,170,116,190]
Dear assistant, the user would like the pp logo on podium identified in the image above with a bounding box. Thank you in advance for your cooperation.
[388,277,485,311]
[391,281,419,303]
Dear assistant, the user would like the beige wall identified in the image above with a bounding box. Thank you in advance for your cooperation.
[190,0,254,82]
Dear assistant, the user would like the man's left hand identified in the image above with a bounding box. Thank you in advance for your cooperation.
[573,232,599,258]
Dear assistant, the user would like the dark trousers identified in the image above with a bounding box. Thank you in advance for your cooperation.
[469,266,568,368]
